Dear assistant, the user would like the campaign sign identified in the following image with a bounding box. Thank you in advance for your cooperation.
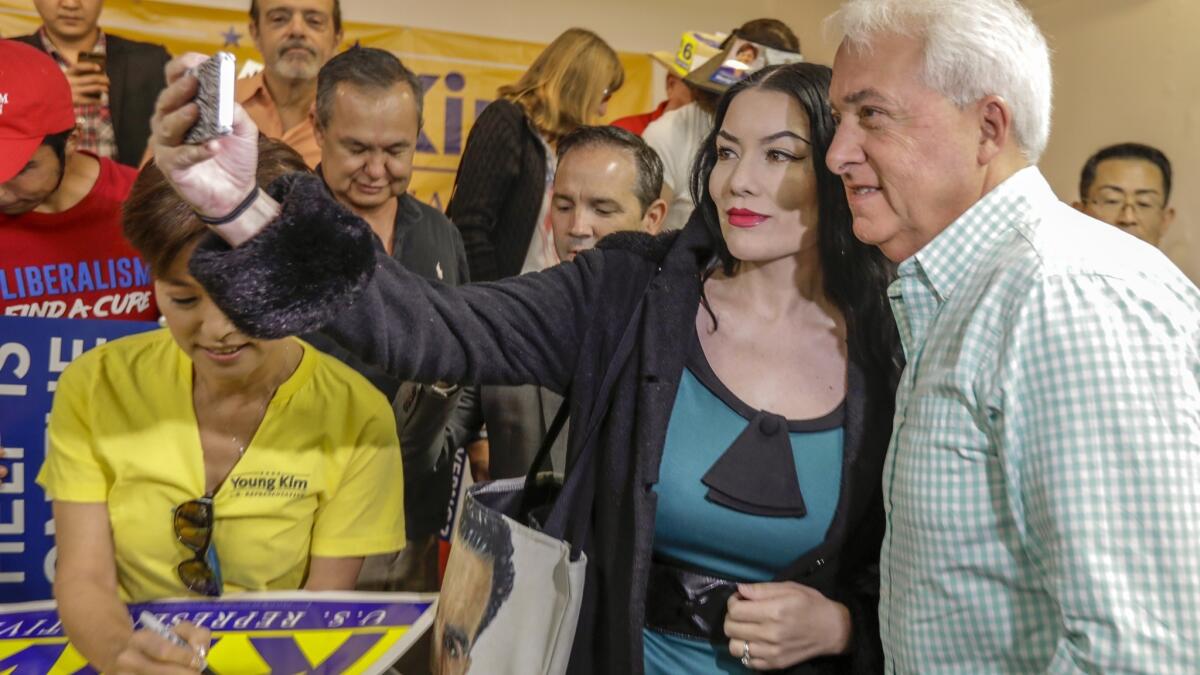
[0,316,158,602]
[0,591,435,673]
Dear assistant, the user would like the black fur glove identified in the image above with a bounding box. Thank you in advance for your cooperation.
[189,172,377,339]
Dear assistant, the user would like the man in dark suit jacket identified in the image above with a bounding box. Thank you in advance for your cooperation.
[450,125,668,481]
[13,0,169,168]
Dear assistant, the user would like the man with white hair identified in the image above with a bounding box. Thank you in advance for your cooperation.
[825,0,1200,671]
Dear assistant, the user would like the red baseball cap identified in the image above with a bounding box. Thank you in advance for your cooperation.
[0,40,77,183]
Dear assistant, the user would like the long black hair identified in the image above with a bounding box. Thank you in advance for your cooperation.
[690,62,901,378]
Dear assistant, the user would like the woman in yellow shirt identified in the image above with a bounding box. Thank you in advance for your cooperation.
[36,139,406,673]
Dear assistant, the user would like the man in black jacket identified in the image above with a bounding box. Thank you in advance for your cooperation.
[450,125,669,482]
[13,0,169,168]
[308,47,469,591]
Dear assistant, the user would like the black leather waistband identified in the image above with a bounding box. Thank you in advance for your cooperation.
[644,558,743,642]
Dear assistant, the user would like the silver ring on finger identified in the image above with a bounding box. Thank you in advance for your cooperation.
[741,640,752,667]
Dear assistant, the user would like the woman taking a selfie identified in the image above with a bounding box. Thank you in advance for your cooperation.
[152,59,899,673]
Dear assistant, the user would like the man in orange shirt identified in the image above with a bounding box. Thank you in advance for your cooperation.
[238,0,342,167]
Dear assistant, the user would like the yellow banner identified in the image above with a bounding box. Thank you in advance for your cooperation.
[0,0,654,209]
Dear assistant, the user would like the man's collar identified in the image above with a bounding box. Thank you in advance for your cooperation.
[393,190,421,225]
[235,70,268,105]
[899,166,1049,302]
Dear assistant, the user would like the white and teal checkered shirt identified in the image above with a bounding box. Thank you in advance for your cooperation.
[880,167,1200,673]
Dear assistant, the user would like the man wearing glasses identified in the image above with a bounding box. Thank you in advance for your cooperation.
[1075,142,1175,246]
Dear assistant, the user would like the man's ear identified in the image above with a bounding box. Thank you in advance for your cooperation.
[1072,200,1087,214]
[977,95,1012,166]
[310,104,323,146]
[642,198,668,235]
[1163,205,1176,229]
[65,124,81,156]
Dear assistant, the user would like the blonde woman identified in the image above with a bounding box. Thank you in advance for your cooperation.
[447,27,623,281]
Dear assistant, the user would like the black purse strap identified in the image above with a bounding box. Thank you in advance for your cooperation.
[511,391,572,524]
[522,393,572,492]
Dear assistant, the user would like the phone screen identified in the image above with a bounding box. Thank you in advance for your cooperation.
[77,52,106,69]
[75,52,107,99]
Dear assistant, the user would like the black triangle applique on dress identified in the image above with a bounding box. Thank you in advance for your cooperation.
[700,409,807,518]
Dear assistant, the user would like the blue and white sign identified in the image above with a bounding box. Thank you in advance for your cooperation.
[0,316,157,602]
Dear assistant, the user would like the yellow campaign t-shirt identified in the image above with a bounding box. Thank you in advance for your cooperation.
[36,329,406,603]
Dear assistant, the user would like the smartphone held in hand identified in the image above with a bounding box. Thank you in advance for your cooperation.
[75,52,108,100]
[77,51,107,70]
[184,52,236,145]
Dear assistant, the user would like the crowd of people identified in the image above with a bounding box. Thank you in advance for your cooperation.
[1,0,1197,673]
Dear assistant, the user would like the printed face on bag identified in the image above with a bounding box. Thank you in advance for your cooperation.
[250,0,340,81]
[433,509,514,674]
[434,548,485,675]
[314,81,419,212]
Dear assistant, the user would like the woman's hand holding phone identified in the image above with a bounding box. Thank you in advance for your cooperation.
[149,53,260,222]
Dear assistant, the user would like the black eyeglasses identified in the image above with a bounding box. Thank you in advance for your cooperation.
[1086,194,1164,218]
[174,497,224,597]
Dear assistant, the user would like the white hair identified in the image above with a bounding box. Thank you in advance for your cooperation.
[827,0,1052,163]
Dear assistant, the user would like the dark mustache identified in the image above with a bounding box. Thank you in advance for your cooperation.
[278,40,315,56]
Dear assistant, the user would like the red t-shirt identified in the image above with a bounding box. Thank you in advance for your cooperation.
[610,101,670,137]
[0,154,157,321]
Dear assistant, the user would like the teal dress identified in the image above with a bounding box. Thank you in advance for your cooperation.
[643,344,844,675]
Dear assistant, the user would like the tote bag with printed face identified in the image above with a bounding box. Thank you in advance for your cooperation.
[432,475,586,675]
[431,288,651,675]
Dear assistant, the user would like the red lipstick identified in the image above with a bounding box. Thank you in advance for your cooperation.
[727,208,768,228]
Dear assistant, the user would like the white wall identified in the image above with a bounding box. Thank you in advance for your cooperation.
[1030,0,1198,282]
[771,0,844,67]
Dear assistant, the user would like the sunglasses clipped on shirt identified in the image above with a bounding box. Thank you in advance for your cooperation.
[174,496,224,597]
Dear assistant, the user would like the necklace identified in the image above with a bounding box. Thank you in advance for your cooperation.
[229,396,270,456]
[199,341,300,458]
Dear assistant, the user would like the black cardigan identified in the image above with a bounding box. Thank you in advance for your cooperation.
[446,98,548,282]
[12,31,169,168]
[196,191,897,672]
